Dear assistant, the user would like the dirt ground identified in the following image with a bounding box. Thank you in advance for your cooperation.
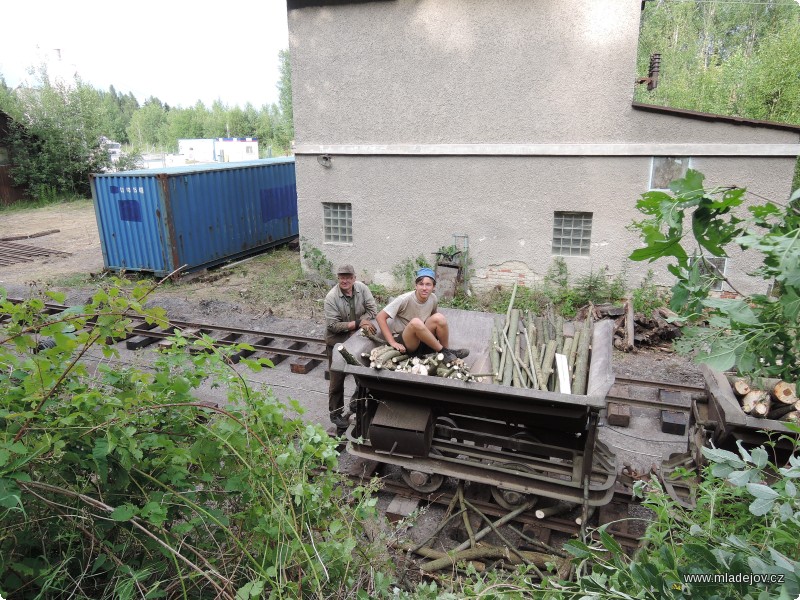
[0,200,704,385]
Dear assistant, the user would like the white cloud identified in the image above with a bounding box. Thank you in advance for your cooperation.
[0,0,289,108]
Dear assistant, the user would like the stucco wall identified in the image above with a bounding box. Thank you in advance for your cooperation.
[296,153,797,295]
[289,0,799,146]
[289,0,800,296]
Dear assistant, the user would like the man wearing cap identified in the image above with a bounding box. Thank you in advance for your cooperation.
[376,267,468,365]
[324,265,378,433]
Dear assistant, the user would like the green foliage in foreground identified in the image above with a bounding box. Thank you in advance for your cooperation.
[0,284,385,599]
[543,436,800,600]
[628,169,800,381]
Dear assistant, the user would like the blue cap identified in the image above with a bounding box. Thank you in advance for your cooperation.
[415,267,436,283]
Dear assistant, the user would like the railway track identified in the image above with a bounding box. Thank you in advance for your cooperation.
[2,298,328,374]
[340,456,643,552]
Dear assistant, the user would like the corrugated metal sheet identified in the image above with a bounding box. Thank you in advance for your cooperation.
[90,158,298,276]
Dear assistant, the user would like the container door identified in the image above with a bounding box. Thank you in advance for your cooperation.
[92,177,168,274]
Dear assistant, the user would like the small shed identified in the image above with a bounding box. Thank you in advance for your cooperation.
[90,158,297,276]
[0,111,30,206]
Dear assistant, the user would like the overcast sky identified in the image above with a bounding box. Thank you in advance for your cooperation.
[0,1,290,109]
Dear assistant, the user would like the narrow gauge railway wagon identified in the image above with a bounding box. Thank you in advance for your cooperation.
[334,308,617,508]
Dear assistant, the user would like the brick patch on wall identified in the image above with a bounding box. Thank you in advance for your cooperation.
[471,261,542,294]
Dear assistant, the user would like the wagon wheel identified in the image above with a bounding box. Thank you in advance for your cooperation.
[401,448,445,494]
[489,462,539,511]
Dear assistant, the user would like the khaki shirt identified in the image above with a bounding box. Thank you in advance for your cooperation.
[381,290,438,334]
[324,280,378,344]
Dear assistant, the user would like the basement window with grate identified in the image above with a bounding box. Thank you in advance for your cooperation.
[323,202,352,243]
[650,157,690,190]
[552,211,592,257]
[690,256,727,292]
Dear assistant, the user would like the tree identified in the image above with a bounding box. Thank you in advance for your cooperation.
[273,48,294,153]
[1,69,111,198]
[636,0,800,125]
[628,169,800,381]
[126,98,168,150]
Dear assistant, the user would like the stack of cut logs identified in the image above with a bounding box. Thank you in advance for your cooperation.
[606,299,682,352]
[361,344,480,382]
[336,340,481,382]
[490,284,591,394]
[732,378,799,422]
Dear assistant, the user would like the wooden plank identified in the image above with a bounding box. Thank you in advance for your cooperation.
[658,389,692,409]
[386,495,420,523]
[521,522,552,546]
[229,335,272,364]
[555,353,571,394]
[607,402,631,427]
[342,457,379,479]
[126,326,175,350]
[290,358,321,374]
[598,499,630,537]
[261,340,305,367]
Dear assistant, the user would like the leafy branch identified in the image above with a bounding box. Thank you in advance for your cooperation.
[629,169,800,380]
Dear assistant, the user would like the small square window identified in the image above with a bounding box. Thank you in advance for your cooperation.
[691,256,727,292]
[552,211,592,257]
[323,202,353,243]
[650,157,689,190]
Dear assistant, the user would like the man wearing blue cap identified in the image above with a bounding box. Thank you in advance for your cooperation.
[376,267,469,364]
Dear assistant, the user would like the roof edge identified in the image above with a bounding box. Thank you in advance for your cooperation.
[632,102,800,134]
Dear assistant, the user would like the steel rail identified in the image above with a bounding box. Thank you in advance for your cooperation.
[613,375,704,394]
[3,298,328,362]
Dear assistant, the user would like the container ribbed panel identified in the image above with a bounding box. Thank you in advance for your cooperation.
[91,158,297,276]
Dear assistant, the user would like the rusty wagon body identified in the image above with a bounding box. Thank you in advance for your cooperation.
[332,308,618,507]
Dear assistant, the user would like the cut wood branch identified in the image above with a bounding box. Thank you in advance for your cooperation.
[741,390,768,415]
[732,379,751,398]
[772,381,797,405]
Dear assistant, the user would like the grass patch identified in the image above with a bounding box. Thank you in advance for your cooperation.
[0,195,90,214]
[45,273,99,288]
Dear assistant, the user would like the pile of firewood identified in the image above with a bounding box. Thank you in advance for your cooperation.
[731,378,799,422]
[337,342,481,382]
[605,300,682,352]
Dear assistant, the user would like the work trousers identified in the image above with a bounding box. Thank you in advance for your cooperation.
[326,342,348,424]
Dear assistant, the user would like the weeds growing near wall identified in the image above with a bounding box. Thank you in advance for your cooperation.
[392,255,433,290]
[300,237,334,280]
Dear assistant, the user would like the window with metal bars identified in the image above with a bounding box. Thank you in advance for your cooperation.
[650,157,689,190]
[552,211,592,257]
[690,256,727,292]
[323,202,353,243]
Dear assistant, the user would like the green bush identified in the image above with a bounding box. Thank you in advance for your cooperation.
[632,269,668,314]
[543,436,800,599]
[0,284,387,598]
[300,238,334,279]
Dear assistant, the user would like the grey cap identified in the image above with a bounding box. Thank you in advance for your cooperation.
[337,264,355,275]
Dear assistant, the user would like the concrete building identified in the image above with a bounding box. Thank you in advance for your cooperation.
[178,138,259,164]
[287,0,800,295]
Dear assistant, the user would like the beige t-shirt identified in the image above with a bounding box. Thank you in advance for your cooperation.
[382,290,438,334]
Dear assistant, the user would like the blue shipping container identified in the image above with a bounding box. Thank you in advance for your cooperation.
[90,158,298,276]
